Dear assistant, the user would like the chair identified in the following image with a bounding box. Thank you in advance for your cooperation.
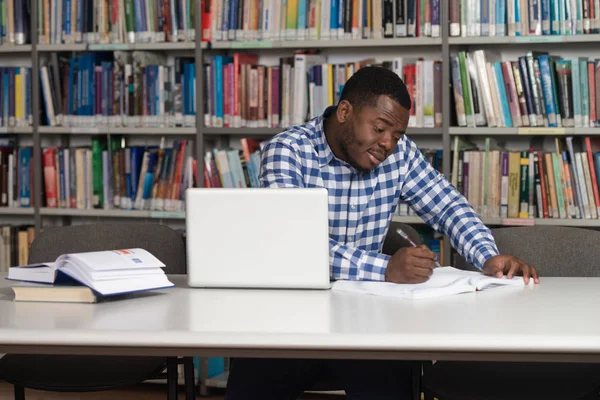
[0,223,195,400]
[307,221,424,400]
[422,226,600,400]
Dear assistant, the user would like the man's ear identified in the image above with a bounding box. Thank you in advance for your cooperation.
[336,100,353,123]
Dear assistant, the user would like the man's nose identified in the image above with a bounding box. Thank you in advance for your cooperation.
[378,132,394,152]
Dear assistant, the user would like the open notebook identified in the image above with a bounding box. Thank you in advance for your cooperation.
[332,267,532,300]
[7,248,174,298]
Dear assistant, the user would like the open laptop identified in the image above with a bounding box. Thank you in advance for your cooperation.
[185,188,331,289]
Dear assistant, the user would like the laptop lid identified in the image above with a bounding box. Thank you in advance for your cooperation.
[185,188,331,289]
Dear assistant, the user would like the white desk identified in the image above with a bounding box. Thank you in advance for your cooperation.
[1,275,600,363]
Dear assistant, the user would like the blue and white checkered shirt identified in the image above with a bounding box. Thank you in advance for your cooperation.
[259,106,499,281]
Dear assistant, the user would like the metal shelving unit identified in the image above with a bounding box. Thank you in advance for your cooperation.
[0,45,32,52]
[449,34,600,45]
[207,37,442,50]
[9,2,600,245]
[38,126,197,135]
[393,215,600,227]
[39,208,186,219]
[449,127,600,136]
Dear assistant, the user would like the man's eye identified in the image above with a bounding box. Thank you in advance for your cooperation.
[373,126,383,133]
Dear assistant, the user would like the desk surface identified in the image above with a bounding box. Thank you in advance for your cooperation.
[1,275,600,362]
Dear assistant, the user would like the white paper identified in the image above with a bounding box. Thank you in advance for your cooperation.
[332,267,530,300]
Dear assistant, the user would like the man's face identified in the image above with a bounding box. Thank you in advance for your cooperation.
[338,95,410,174]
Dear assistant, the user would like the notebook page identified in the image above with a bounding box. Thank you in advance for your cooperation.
[332,267,527,300]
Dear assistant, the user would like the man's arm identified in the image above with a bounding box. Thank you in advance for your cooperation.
[399,138,499,269]
[259,140,390,281]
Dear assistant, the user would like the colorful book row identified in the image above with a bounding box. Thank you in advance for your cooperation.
[449,0,600,37]
[204,54,442,129]
[41,137,196,212]
[202,0,439,42]
[450,136,600,220]
[38,0,195,45]
[451,50,600,128]
[40,52,196,128]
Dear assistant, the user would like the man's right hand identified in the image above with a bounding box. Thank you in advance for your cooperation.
[384,245,437,284]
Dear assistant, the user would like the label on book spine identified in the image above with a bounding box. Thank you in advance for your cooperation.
[230,41,273,49]
[150,211,186,219]
[502,218,536,226]
[515,36,565,43]
[71,128,100,134]
[517,127,565,135]
[89,44,129,51]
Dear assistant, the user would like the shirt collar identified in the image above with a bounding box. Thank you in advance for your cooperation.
[313,106,337,168]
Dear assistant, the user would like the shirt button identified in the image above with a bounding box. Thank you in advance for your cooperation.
[350,204,356,210]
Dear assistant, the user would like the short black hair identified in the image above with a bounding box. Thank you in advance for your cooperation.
[339,66,411,111]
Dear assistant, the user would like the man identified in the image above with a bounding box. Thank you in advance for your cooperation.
[225,66,539,399]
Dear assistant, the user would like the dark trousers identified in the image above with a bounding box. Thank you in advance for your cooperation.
[224,357,416,399]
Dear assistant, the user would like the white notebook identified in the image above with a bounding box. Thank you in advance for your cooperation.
[332,267,532,300]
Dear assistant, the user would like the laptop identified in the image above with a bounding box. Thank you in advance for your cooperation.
[185,188,331,289]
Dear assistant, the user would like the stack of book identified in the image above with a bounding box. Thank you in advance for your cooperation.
[8,248,174,303]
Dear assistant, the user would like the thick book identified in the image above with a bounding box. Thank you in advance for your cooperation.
[7,248,174,296]
[332,267,532,300]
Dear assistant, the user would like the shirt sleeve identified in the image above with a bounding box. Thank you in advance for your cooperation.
[259,140,391,281]
[399,138,499,270]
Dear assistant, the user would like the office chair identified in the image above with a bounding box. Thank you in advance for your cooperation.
[422,225,600,400]
[0,223,195,400]
[307,221,425,400]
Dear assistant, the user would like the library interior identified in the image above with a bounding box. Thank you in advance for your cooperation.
[1,0,600,399]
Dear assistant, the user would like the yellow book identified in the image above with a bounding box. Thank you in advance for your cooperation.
[15,67,22,126]
[287,0,299,33]
[328,64,334,106]
[507,152,521,218]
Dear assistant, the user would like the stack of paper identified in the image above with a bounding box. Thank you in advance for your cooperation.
[332,267,531,300]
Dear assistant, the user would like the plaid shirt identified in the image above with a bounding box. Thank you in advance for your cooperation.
[259,106,499,281]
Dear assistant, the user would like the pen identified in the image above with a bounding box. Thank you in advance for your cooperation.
[396,228,442,268]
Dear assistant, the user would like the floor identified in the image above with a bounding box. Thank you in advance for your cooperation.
[0,382,340,399]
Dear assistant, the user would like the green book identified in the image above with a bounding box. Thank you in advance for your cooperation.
[519,151,529,218]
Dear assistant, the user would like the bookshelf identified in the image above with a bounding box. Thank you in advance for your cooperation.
[1,0,600,271]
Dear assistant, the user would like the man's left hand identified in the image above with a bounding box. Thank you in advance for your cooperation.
[482,255,540,284]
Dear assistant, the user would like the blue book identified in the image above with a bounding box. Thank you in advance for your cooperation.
[494,62,512,127]
[538,55,557,127]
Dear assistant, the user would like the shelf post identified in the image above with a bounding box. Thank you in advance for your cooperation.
[442,0,452,267]
[196,0,204,189]
[31,0,42,234]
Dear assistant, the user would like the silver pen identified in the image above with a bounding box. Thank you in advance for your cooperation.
[396,228,442,268]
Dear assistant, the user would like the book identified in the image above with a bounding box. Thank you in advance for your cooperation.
[7,248,174,296]
[331,267,532,300]
[11,281,100,303]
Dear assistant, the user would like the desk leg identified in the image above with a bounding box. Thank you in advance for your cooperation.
[199,357,209,397]
[13,385,25,400]
[168,357,179,400]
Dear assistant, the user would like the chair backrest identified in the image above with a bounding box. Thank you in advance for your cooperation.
[382,221,422,256]
[28,223,186,274]
[454,226,600,277]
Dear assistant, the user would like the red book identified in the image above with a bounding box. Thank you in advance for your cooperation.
[585,137,600,214]
[43,147,57,208]
[201,0,212,42]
